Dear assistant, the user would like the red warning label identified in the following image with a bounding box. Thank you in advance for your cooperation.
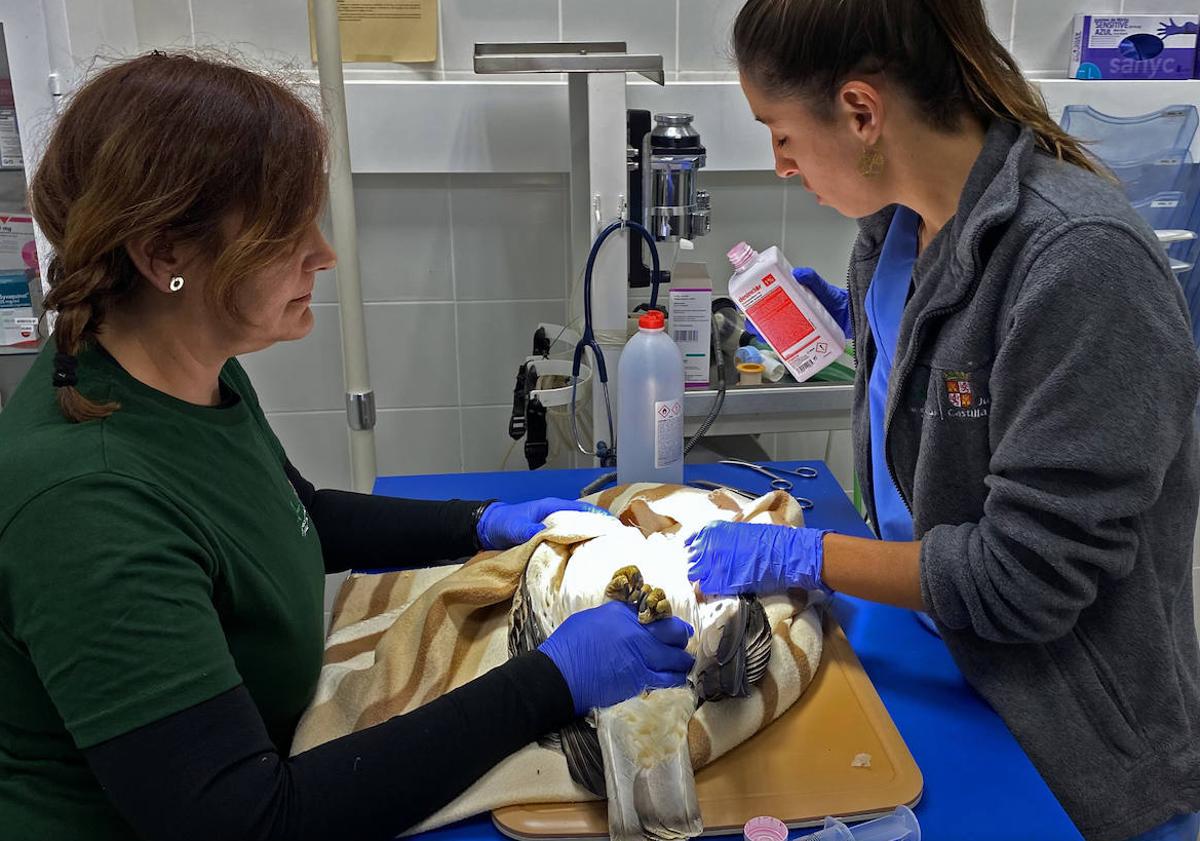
[745,287,815,356]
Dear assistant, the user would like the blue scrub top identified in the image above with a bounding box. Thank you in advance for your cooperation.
[865,206,920,542]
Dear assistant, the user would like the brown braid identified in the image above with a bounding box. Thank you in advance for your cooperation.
[40,259,126,420]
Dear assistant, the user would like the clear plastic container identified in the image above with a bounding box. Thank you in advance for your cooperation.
[618,310,685,485]
[795,806,921,841]
[727,242,846,383]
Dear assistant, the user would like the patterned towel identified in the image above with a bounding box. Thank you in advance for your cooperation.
[291,484,825,834]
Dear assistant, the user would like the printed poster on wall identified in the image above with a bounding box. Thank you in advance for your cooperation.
[309,0,438,64]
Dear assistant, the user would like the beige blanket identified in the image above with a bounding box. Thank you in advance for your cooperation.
[292,484,825,834]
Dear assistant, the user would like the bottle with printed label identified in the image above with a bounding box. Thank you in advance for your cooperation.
[617,310,685,486]
[726,242,846,383]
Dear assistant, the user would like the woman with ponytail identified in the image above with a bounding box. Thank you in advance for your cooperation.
[0,53,692,840]
[686,2,1200,838]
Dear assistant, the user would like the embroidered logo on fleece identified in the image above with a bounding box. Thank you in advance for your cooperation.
[943,371,974,409]
[290,494,312,537]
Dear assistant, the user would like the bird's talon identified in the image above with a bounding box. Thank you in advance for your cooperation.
[605,565,645,604]
[639,587,672,624]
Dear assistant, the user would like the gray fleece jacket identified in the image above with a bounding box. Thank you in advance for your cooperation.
[848,120,1200,840]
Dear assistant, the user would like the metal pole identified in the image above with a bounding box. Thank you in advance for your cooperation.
[587,73,629,462]
[312,0,377,493]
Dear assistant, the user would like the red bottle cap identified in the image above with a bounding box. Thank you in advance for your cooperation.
[639,310,666,330]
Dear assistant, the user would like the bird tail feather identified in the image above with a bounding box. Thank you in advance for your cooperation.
[596,688,703,841]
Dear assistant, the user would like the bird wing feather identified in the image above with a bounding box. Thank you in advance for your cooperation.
[509,503,778,838]
[510,561,607,790]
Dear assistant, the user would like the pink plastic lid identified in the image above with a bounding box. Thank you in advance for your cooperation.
[728,241,758,272]
[743,815,788,841]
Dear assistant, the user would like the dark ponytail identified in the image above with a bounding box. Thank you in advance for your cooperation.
[733,0,1100,175]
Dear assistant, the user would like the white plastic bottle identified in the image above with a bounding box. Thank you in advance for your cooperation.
[726,242,847,383]
[617,310,685,486]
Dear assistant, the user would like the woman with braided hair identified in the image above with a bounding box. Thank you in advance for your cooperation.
[0,52,694,840]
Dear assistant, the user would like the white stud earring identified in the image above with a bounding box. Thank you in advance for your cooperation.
[169,275,185,292]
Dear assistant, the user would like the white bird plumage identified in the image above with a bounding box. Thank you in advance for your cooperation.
[509,493,775,841]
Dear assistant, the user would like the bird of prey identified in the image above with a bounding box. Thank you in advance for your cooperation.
[509,504,773,841]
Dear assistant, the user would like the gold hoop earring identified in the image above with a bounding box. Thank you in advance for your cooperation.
[858,145,885,178]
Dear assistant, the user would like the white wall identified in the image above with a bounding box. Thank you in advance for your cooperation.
[49,0,1200,508]
[49,0,1200,628]
[50,0,1197,488]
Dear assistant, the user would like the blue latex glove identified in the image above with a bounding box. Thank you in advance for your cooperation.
[685,521,833,596]
[538,601,695,715]
[477,498,610,550]
[793,267,853,339]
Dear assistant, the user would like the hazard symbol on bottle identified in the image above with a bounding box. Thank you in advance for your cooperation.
[658,405,671,419]
[816,342,828,354]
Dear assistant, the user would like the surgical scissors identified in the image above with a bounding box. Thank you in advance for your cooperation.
[690,480,814,510]
[718,459,819,491]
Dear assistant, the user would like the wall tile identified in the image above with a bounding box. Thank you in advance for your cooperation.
[363,303,459,408]
[1012,0,1121,76]
[561,0,678,71]
[132,0,193,50]
[826,429,856,491]
[984,0,1016,47]
[439,0,559,72]
[374,407,463,474]
[64,0,139,67]
[191,0,312,66]
[678,0,741,72]
[239,303,345,412]
[686,433,774,464]
[782,183,862,288]
[313,208,338,304]
[264,410,352,490]
[457,300,567,406]
[777,429,855,491]
[676,171,785,295]
[461,404,574,472]
[449,174,569,302]
[313,269,339,305]
[355,174,453,302]
[775,431,836,463]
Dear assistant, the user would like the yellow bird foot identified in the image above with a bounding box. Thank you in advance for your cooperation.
[605,565,645,605]
[638,587,672,624]
[606,566,672,624]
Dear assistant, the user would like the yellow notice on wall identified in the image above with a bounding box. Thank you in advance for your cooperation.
[309,0,439,64]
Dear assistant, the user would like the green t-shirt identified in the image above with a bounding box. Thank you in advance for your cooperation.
[0,342,326,840]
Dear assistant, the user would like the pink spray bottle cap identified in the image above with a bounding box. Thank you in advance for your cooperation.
[743,815,789,841]
[728,241,757,272]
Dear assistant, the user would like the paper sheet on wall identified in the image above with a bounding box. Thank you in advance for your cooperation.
[309,0,438,64]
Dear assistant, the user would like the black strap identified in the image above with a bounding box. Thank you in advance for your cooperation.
[52,352,79,388]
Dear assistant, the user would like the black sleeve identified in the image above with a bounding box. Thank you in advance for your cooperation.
[84,652,573,841]
[284,460,487,574]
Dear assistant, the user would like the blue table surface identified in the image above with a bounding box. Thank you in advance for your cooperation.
[374,462,1083,841]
